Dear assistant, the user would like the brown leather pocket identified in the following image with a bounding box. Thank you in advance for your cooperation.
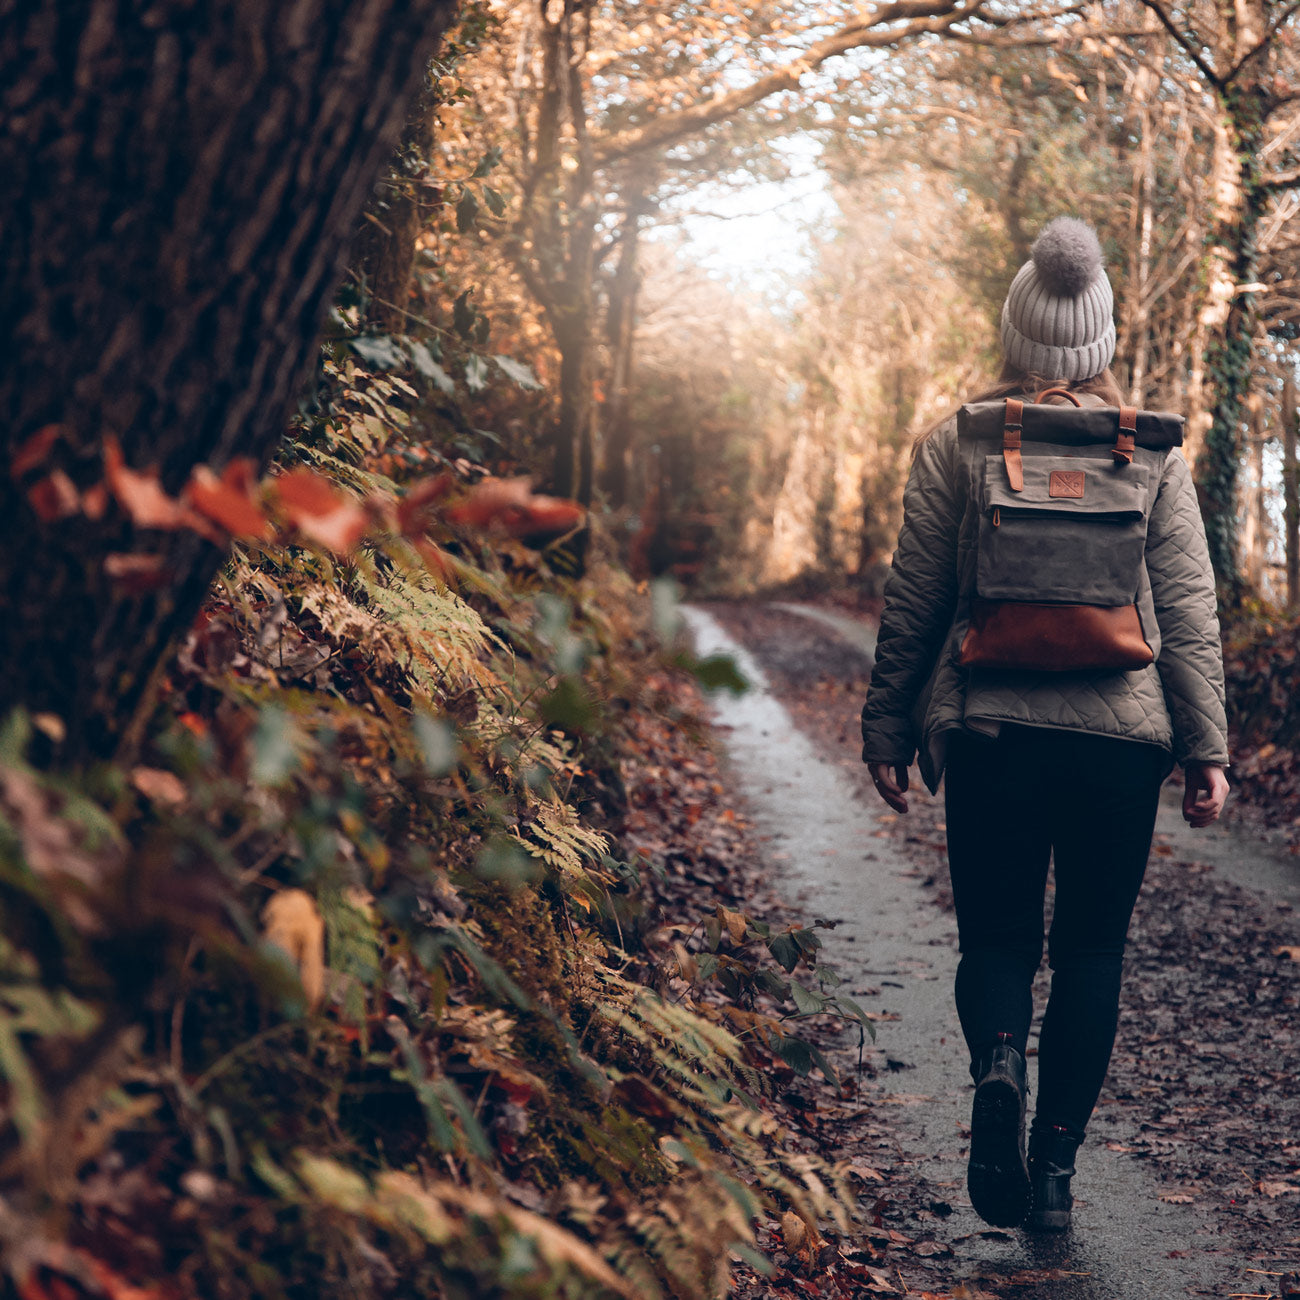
[959,599,1154,672]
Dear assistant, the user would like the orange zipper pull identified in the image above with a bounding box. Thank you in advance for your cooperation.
[993,506,1001,527]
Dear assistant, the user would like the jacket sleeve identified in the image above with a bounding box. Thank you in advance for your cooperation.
[1145,451,1230,766]
[861,424,962,765]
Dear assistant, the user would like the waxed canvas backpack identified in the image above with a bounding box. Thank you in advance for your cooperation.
[955,389,1184,672]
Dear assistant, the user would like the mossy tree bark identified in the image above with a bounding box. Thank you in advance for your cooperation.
[0,0,457,762]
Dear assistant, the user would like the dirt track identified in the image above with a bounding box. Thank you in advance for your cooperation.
[693,600,1300,1300]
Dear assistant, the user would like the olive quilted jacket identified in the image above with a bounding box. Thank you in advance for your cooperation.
[860,410,1230,794]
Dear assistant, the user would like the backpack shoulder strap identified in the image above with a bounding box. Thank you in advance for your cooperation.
[1002,399,1024,492]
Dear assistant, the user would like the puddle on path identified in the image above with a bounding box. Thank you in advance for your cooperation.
[683,605,1232,1300]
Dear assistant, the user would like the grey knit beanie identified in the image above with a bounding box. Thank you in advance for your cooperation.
[1000,217,1116,382]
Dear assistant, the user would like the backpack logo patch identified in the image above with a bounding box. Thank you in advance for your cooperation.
[1048,470,1086,499]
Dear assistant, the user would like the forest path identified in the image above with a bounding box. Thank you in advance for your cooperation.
[685,602,1297,1300]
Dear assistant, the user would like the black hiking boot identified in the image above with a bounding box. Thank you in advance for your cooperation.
[1026,1124,1080,1232]
[967,1033,1031,1228]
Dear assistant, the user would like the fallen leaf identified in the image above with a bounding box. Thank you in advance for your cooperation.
[396,471,455,536]
[104,435,190,529]
[26,471,81,522]
[446,476,584,541]
[718,905,748,945]
[1259,1180,1299,1197]
[1157,1190,1195,1203]
[275,468,367,553]
[130,767,187,806]
[187,460,271,540]
[262,888,326,1010]
[1273,945,1300,961]
[11,424,62,478]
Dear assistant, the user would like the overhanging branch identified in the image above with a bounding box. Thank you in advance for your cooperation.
[591,0,990,166]
[1137,0,1223,89]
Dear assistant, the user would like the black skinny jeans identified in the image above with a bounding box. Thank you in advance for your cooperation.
[944,724,1168,1138]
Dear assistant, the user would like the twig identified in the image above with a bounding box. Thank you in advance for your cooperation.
[1137,0,1222,88]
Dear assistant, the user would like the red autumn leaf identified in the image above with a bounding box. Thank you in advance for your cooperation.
[274,468,368,553]
[104,552,170,593]
[413,536,456,584]
[446,477,584,540]
[103,435,190,529]
[396,471,455,536]
[81,482,109,520]
[26,471,80,522]
[186,459,271,539]
[11,424,62,478]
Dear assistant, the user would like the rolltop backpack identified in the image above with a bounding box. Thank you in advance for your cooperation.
[956,388,1184,673]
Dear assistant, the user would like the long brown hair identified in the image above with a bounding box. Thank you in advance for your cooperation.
[915,363,1126,449]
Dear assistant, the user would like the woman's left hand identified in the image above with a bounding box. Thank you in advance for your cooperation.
[1182,761,1229,828]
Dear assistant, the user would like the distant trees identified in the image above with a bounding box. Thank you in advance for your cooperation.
[450,0,1053,504]
[0,0,458,760]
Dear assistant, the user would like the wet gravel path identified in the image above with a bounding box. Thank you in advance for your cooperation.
[689,600,1300,1300]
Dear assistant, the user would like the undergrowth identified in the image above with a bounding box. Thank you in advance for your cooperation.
[0,322,862,1299]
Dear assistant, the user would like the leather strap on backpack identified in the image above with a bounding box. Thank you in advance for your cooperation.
[1003,398,1024,492]
[1113,406,1137,465]
[1034,387,1083,407]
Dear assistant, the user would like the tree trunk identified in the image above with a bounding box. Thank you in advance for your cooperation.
[353,49,457,332]
[600,194,649,507]
[0,0,457,762]
[1194,91,1266,595]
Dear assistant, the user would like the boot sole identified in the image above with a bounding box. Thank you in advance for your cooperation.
[1025,1207,1071,1232]
[968,1076,1031,1228]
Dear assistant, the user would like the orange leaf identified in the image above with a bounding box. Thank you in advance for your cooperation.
[104,435,190,529]
[11,424,62,478]
[26,471,80,522]
[413,536,456,584]
[397,471,455,536]
[275,468,367,553]
[186,460,271,539]
[262,888,326,1010]
[81,482,109,520]
[446,477,585,540]
[130,766,187,806]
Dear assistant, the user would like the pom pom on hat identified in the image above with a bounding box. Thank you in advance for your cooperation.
[1031,217,1105,296]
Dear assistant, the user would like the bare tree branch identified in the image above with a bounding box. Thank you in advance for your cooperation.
[1137,0,1223,89]
[591,0,990,166]
[1223,0,1300,85]
[1261,165,1300,190]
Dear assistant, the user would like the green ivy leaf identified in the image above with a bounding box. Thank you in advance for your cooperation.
[788,980,825,1016]
[767,932,800,973]
[470,145,503,178]
[494,354,542,390]
[452,290,476,338]
[405,341,456,395]
[463,353,490,394]
[455,188,480,234]
[349,335,405,370]
[482,185,507,216]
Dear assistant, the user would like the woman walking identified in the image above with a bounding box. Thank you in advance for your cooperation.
[860,217,1230,1233]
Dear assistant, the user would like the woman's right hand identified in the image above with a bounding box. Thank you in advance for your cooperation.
[1182,761,1229,827]
[868,762,910,814]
